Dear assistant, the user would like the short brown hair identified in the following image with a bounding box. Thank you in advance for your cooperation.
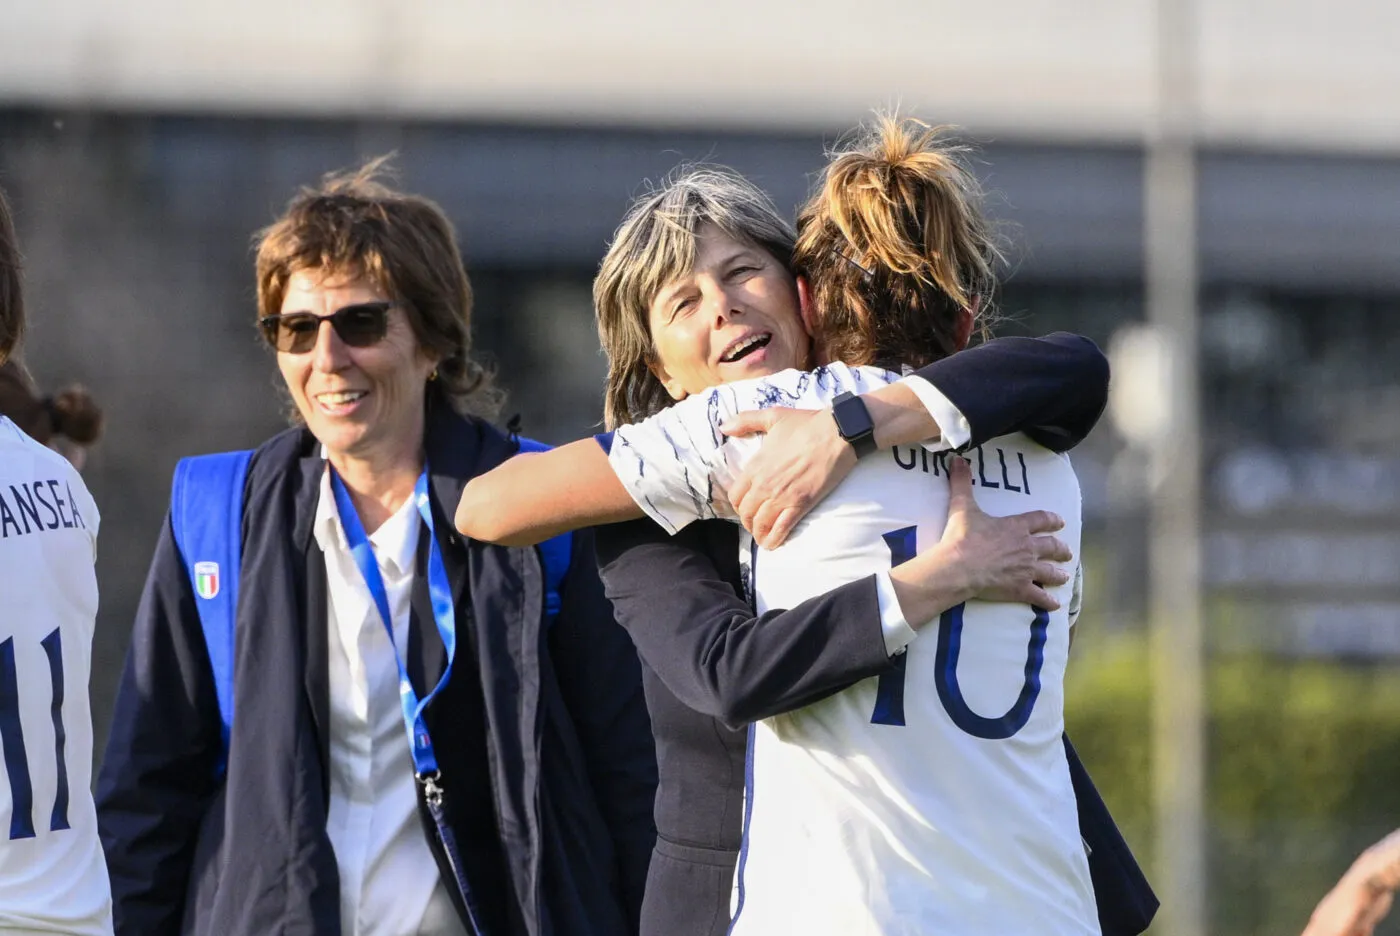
[0,185,22,364]
[255,157,501,420]
[793,117,1002,371]
[594,167,796,429]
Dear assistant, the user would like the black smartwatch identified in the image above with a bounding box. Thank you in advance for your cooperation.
[831,391,878,458]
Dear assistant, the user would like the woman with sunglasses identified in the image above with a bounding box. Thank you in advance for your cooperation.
[96,163,657,936]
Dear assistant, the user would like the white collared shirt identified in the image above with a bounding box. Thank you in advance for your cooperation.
[313,467,468,936]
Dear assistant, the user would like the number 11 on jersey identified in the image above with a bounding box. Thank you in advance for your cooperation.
[0,629,70,839]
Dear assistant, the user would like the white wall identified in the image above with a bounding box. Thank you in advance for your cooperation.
[2,0,1399,152]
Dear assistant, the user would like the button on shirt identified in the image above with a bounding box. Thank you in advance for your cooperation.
[313,468,468,936]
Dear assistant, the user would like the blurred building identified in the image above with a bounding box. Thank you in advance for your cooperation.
[1,4,1398,930]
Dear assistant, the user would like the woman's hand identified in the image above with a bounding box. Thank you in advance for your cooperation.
[1302,879,1393,936]
[721,382,949,548]
[720,407,856,549]
[887,457,1072,628]
[1302,831,1400,936]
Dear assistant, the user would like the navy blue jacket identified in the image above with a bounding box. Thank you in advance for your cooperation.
[96,401,657,936]
[596,334,1154,936]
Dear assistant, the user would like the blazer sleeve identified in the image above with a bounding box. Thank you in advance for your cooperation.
[95,514,224,936]
[547,527,658,932]
[909,332,1111,453]
[594,518,895,729]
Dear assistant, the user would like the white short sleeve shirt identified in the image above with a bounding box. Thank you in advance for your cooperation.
[0,416,112,935]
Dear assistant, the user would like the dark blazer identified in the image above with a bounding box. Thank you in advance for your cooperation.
[596,334,1154,936]
[96,400,657,936]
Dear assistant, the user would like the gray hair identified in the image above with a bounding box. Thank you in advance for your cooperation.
[593,166,796,428]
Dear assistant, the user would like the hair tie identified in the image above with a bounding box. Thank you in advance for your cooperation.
[41,395,61,427]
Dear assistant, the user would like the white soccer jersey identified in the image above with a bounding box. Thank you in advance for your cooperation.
[608,364,1098,936]
[0,417,112,935]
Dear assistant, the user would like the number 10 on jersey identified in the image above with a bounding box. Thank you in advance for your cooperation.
[872,526,1049,740]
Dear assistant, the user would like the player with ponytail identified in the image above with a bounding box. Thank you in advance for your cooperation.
[0,190,105,470]
[714,118,1014,544]
[0,186,114,934]
[794,117,999,371]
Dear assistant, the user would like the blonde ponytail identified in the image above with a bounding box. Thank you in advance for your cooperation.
[794,116,1002,370]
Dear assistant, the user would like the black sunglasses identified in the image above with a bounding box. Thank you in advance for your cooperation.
[258,301,394,354]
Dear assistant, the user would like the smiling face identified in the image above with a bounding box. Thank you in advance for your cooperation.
[646,224,810,400]
[276,268,438,465]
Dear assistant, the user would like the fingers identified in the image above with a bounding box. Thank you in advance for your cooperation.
[1021,584,1062,612]
[761,506,802,550]
[950,462,1062,540]
[1033,562,1072,588]
[735,487,762,537]
[729,474,753,519]
[719,409,784,438]
[946,456,974,503]
[1368,892,1395,931]
[1033,534,1073,564]
[750,499,784,549]
[1018,508,1065,535]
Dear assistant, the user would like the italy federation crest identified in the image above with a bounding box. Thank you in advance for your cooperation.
[194,561,221,600]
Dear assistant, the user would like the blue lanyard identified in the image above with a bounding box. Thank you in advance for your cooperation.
[330,466,456,779]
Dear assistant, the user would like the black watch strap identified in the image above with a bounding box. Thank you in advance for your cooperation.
[831,391,878,459]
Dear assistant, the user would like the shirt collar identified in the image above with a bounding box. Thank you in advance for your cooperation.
[313,465,422,579]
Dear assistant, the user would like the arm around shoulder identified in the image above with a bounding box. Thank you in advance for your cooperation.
[905,332,1110,452]
[456,439,643,546]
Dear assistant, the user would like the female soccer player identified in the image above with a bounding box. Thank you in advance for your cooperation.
[0,187,113,934]
[458,117,1106,934]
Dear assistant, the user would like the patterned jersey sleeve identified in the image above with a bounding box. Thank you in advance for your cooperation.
[607,384,748,534]
[606,365,897,535]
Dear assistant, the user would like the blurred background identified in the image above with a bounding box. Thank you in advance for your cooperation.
[2,1,1398,933]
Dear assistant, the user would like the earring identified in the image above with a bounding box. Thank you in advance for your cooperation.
[429,368,439,381]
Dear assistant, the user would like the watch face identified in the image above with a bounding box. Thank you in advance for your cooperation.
[834,392,875,441]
